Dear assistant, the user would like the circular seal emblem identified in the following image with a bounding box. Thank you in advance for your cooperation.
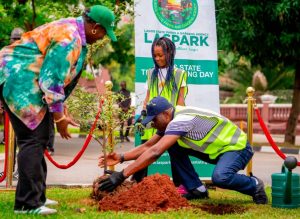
[153,0,198,30]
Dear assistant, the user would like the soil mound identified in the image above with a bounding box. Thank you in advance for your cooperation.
[98,174,190,213]
[91,174,135,201]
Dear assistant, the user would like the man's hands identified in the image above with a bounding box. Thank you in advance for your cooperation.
[53,111,79,139]
[99,170,126,192]
[98,152,122,167]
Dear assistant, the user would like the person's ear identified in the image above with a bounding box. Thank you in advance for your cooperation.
[90,23,100,35]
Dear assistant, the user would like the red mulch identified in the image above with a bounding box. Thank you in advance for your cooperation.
[98,174,190,213]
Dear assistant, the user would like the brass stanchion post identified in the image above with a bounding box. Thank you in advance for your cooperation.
[246,87,255,176]
[6,121,15,188]
[104,81,115,171]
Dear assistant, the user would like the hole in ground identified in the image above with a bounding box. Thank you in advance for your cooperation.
[193,203,247,215]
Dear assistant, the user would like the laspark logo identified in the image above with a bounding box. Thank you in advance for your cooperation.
[153,0,198,30]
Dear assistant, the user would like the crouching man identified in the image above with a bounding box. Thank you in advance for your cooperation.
[98,96,268,204]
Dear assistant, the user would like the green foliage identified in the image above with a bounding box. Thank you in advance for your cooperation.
[219,54,254,103]
[81,70,95,81]
[216,0,300,68]
[89,23,135,92]
[216,0,299,104]
[0,0,135,94]
[105,60,135,92]
[102,24,135,66]
[66,86,134,152]
[0,0,81,47]
[66,87,99,132]
[218,51,294,103]
[270,89,293,103]
[83,1,135,92]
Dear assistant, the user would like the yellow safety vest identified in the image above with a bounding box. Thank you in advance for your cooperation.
[175,106,248,159]
[141,68,188,140]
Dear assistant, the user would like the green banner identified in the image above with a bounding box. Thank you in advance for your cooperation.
[136,57,218,85]
[134,0,219,180]
[148,152,215,178]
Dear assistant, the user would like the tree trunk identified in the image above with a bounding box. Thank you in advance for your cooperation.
[284,63,300,144]
[18,0,28,4]
[31,0,36,29]
[23,0,36,30]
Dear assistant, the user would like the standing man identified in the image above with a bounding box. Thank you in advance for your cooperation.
[99,96,268,205]
[118,81,132,142]
[0,5,117,215]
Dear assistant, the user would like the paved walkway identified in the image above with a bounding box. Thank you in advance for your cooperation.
[1,134,300,188]
[253,133,300,145]
[0,135,134,188]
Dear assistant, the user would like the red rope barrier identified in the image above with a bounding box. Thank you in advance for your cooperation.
[44,105,102,169]
[0,112,10,182]
[255,108,300,166]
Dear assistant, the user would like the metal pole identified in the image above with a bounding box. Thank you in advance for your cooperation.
[6,120,15,188]
[104,81,115,171]
[246,87,255,176]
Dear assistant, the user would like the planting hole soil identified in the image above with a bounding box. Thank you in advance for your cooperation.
[193,203,247,215]
[92,174,190,213]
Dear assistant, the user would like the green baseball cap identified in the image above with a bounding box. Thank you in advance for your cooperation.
[87,5,117,42]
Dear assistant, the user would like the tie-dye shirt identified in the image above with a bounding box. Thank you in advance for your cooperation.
[0,16,88,130]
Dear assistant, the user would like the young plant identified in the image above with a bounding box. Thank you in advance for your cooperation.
[66,85,135,174]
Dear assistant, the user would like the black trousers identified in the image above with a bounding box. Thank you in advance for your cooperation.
[0,86,54,210]
[120,117,133,138]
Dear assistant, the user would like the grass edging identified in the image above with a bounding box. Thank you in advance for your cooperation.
[1,186,300,218]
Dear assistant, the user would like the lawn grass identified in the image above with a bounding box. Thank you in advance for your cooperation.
[0,187,299,219]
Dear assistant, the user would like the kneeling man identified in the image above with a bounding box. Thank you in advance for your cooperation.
[99,96,268,204]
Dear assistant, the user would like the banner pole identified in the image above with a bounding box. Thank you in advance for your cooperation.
[246,87,255,176]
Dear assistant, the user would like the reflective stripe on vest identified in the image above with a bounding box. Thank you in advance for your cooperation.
[141,68,187,141]
[175,106,247,159]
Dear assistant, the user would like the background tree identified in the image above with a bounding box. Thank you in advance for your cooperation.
[0,0,78,47]
[0,0,135,91]
[218,51,294,103]
[216,0,300,144]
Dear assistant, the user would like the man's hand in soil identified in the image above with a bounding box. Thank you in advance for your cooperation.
[99,170,126,192]
[98,152,121,167]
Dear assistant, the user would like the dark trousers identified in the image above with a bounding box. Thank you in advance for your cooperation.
[168,142,257,196]
[0,86,54,210]
[47,121,55,152]
[120,117,133,139]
